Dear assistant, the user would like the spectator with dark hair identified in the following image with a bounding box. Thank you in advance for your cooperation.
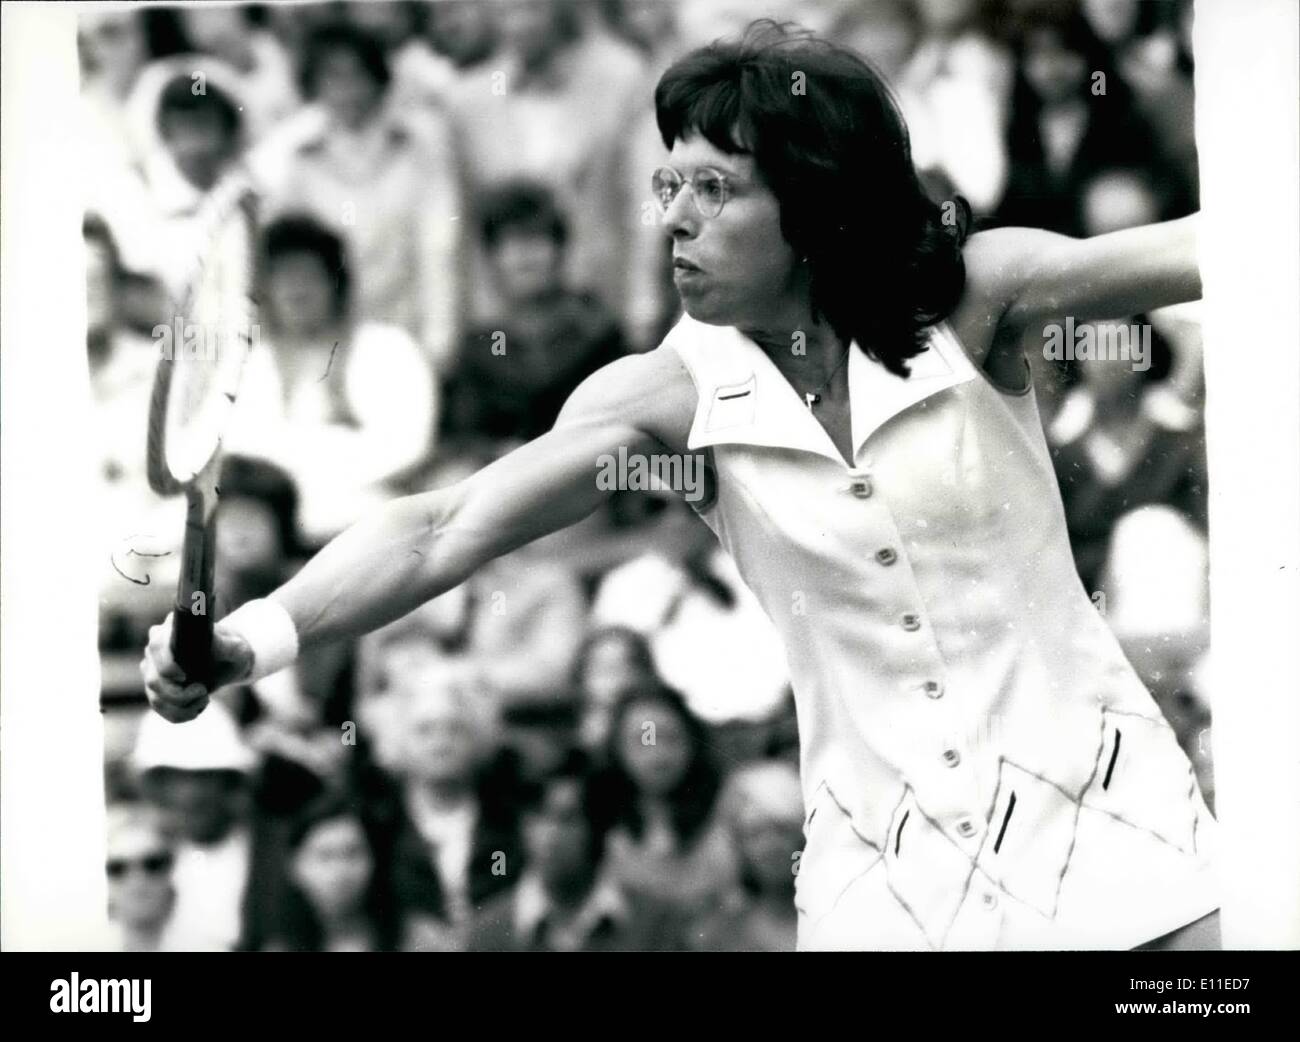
[261,794,399,951]
[599,683,739,918]
[176,5,299,138]
[572,626,660,750]
[215,455,301,614]
[444,0,646,328]
[154,73,244,193]
[226,213,436,545]
[271,22,463,371]
[466,758,683,951]
[441,180,628,443]
[993,6,1183,236]
[341,0,461,115]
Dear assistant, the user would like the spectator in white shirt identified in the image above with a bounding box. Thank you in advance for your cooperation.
[226,214,437,546]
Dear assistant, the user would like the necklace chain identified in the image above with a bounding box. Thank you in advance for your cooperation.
[799,346,851,409]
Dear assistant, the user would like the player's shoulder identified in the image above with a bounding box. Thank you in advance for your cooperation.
[559,329,698,453]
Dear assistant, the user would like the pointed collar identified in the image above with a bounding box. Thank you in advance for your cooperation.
[681,317,979,467]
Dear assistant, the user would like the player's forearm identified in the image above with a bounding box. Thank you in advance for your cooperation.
[251,488,473,658]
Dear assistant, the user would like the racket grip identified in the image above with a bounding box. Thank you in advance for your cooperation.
[172,505,218,688]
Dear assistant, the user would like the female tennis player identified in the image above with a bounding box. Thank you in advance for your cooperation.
[142,22,1217,951]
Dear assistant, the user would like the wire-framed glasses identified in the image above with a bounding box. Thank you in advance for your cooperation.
[651,166,732,219]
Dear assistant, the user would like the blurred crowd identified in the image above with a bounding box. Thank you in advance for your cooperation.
[85,0,1213,952]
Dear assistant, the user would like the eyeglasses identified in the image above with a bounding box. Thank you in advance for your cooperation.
[651,166,733,219]
[106,852,174,880]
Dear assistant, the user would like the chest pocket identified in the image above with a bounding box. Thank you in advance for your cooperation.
[793,780,883,929]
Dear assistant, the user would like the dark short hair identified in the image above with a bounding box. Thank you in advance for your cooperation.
[260,214,352,321]
[478,180,569,250]
[602,682,723,844]
[299,22,392,99]
[155,72,242,141]
[219,454,301,558]
[654,19,970,377]
[519,752,613,858]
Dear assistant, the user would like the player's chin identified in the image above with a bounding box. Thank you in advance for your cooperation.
[676,287,735,327]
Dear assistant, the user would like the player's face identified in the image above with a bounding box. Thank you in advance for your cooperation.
[290,817,373,919]
[661,134,802,333]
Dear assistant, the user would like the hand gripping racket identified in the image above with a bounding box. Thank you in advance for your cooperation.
[145,174,258,687]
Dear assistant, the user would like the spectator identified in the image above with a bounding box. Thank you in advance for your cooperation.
[445,0,646,326]
[994,6,1173,236]
[425,0,501,74]
[591,496,791,726]
[892,0,1014,213]
[467,758,682,951]
[441,180,627,443]
[829,0,920,84]
[272,22,462,370]
[691,761,803,951]
[226,214,437,545]
[1101,504,1209,717]
[104,802,223,951]
[573,626,659,750]
[1047,318,1204,592]
[86,215,181,652]
[132,698,289,950]
[342,0,460,115]
[262,794,399,951]
[500,700,586,787]
[600,683,739,917]
[213,455,302,615]
[175,5,300,139]
[376,653,523,948]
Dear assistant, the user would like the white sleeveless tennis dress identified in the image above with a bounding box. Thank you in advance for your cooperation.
[666,313,1219,950]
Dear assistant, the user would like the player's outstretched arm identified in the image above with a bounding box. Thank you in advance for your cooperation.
[142,348,693,721]
[965,214,1202,335]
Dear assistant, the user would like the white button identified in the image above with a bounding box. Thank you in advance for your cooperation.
[981,892,998,911]
[901,613,921,632]
[848,479,872,499]
[956,818,978,838]
[942,748,961,768]
[922,680,943,699]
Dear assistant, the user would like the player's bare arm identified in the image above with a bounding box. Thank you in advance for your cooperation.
[142,347,696,722]
[955,216,1202,376]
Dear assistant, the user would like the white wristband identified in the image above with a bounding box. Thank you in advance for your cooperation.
[220,598,300,683]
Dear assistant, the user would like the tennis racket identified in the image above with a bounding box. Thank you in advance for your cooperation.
[145,173,259,688]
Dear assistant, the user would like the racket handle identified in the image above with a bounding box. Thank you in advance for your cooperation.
[172,502,218,688]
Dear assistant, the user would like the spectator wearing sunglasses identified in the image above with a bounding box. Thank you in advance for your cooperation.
[105,802,224,951]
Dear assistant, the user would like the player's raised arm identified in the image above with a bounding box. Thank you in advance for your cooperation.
[965,214,1202,335]
[142,348,694,721]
